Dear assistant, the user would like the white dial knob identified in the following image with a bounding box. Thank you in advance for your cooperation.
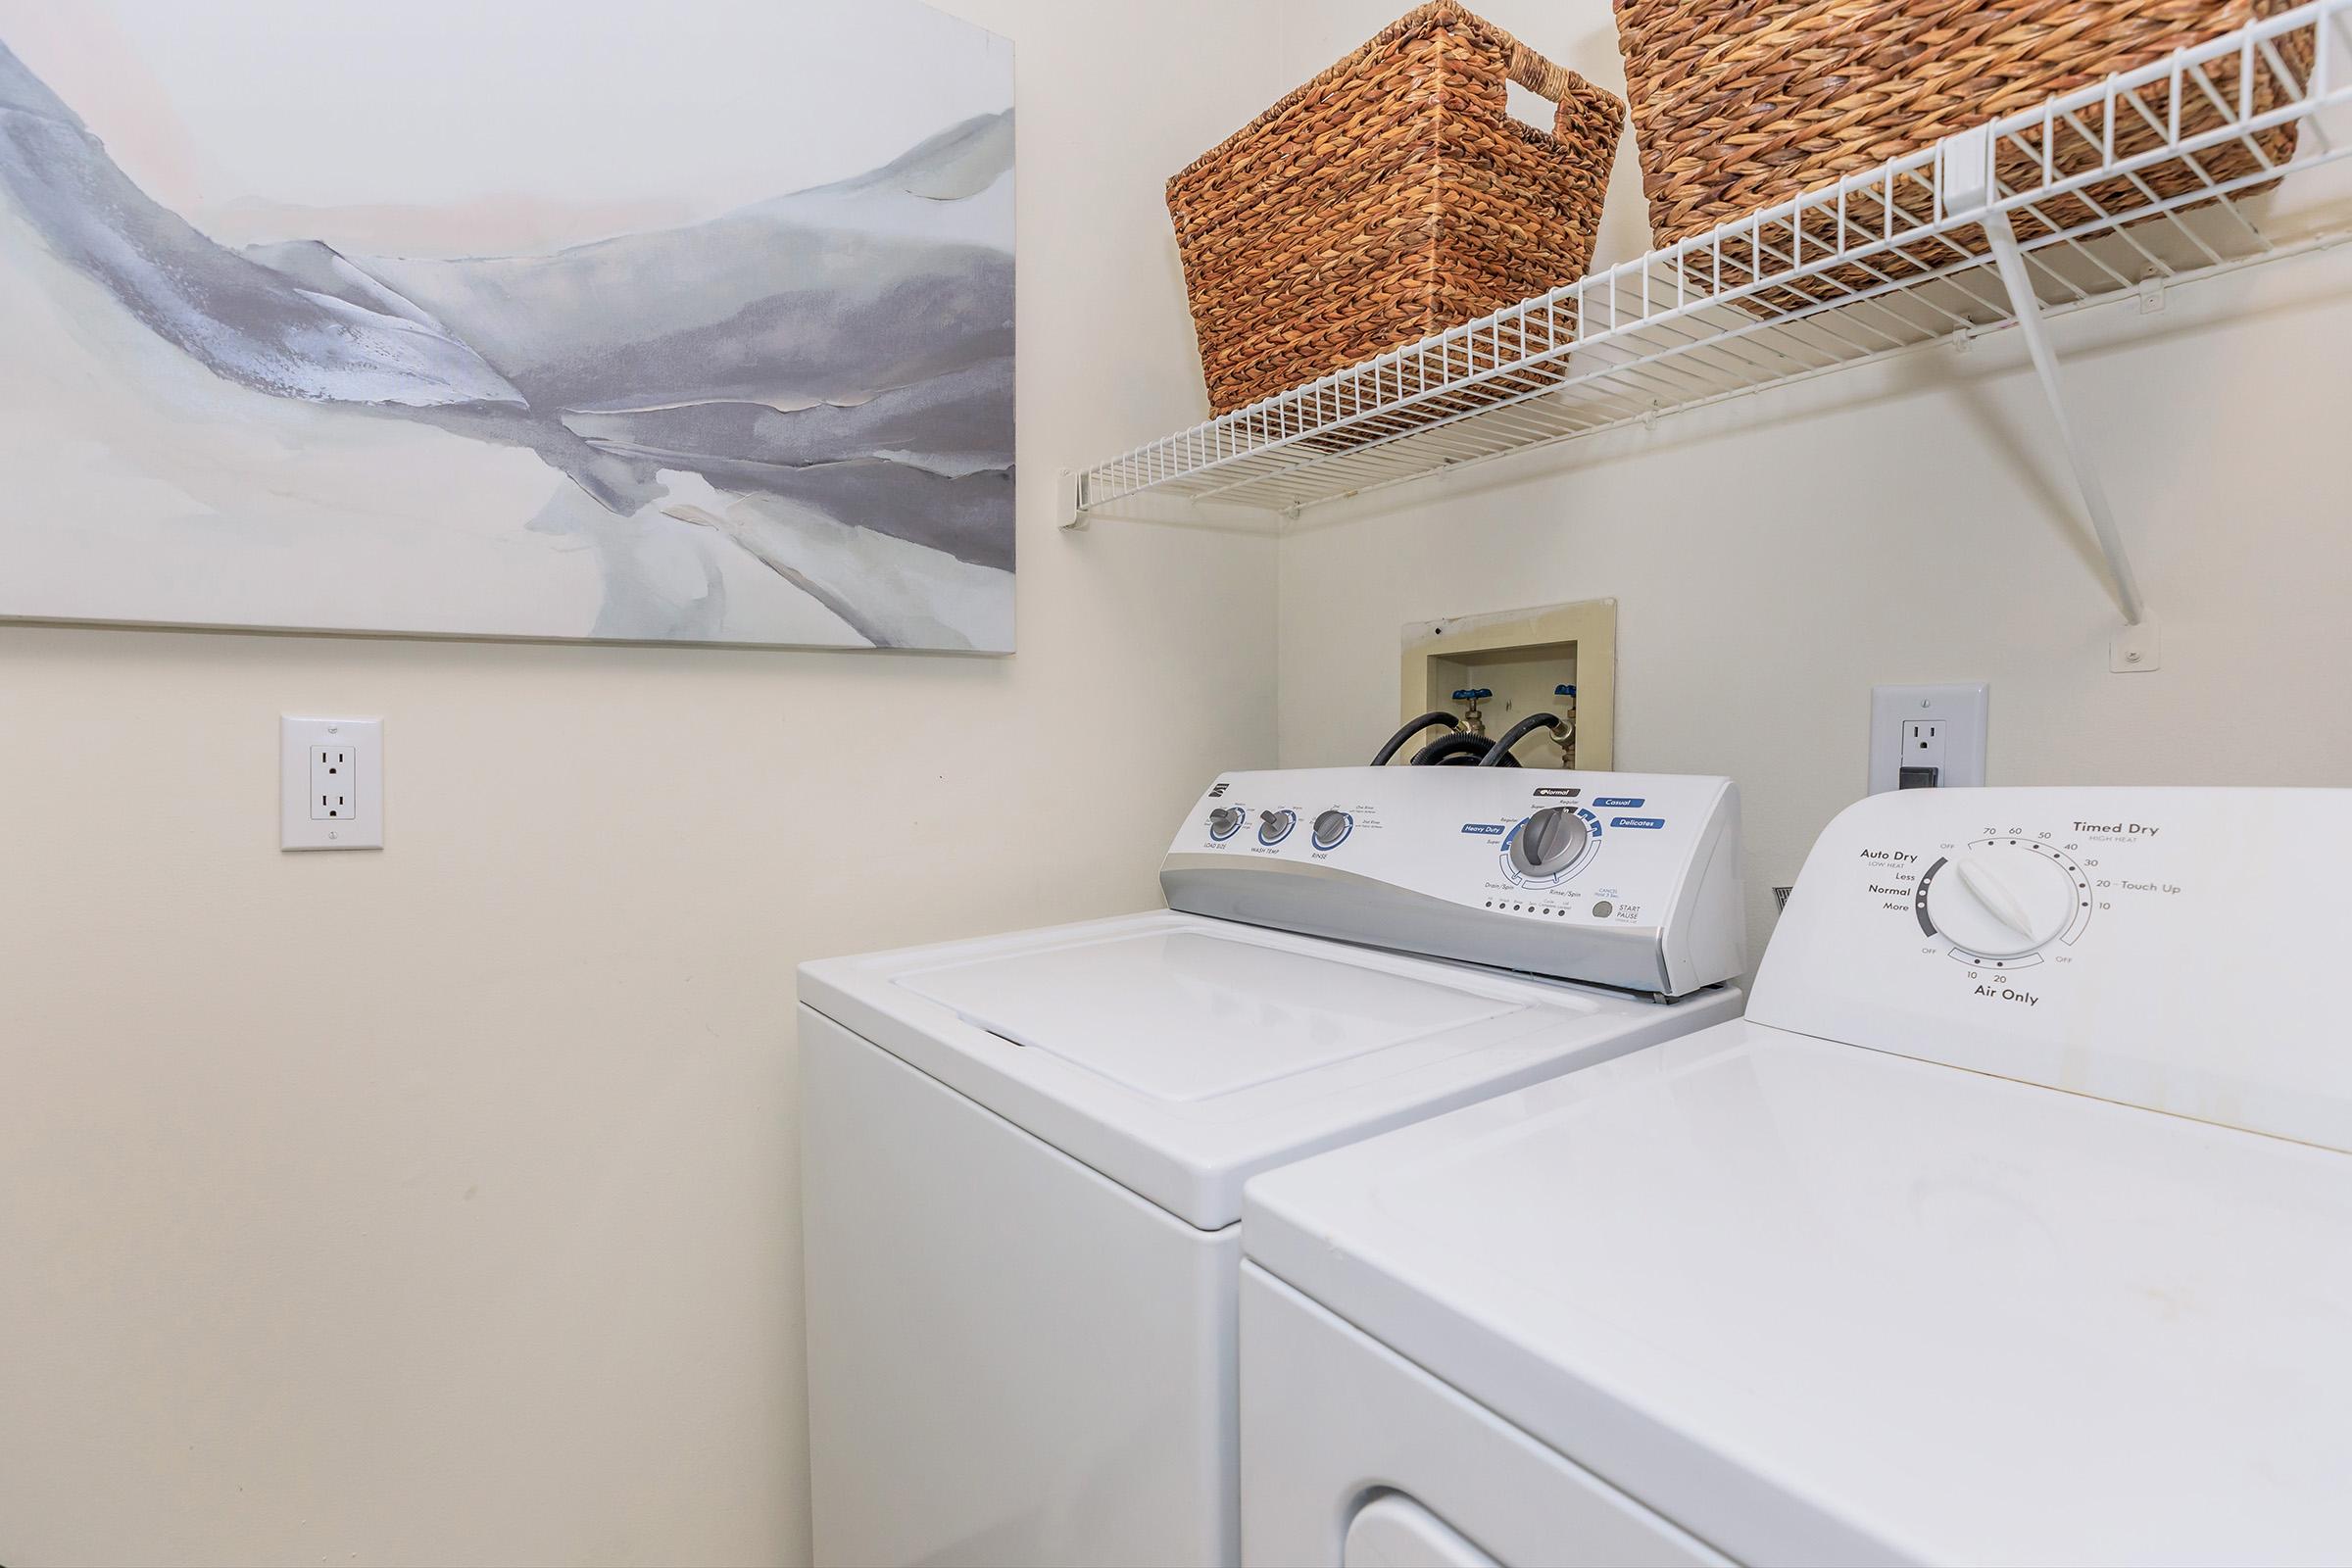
[1926,844,2080,958]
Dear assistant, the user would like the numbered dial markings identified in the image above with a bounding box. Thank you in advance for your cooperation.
[1915,837,2092,966]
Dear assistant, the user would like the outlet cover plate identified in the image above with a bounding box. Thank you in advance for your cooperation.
[1869,684,1988,796]
[282,715,383,851]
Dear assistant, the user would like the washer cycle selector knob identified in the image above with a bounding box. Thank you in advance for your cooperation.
[1257,808,1298,846]
[1311,809,1352,851]
[1925,844,2080,958]
[1206,806,1246,841]
[1509,806,1591,880]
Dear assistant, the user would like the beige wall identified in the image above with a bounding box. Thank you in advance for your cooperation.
[8,1,2350,1563]
[1277,2,2352,985]
[0,4,1283,1563]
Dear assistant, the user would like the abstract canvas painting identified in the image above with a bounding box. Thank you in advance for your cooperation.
[0,0,1015,651]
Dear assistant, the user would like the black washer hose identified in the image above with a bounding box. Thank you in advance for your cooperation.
[1411,732,1515,767]
[1371,710,1463,766]
[1476,711,1564,766]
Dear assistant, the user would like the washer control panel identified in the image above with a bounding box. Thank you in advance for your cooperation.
[1749,786,2352,1154]
[1162,768,1744,998]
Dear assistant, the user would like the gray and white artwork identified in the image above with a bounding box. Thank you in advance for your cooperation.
[0,0,1015,651]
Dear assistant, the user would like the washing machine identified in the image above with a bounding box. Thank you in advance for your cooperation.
[1240,785,2352,1567]
[797,766,1748,1566]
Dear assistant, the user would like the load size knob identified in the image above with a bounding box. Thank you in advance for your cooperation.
[1206,806,1245,841]
[1257,808,1298,846]
[1509,807,1591,879]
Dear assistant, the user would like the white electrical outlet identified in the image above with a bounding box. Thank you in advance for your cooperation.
[282,716,383,850]
[1901,718,1947,776]
[1869,685,1987,795]
[311,744,354,820]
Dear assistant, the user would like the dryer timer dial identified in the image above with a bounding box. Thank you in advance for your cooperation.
[1925,844,2081,958]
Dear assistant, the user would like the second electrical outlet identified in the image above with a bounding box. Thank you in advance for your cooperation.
[1868,684,1988,795]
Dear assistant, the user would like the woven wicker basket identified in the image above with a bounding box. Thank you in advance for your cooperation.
[1168,3,1623,417]
[1616,0,2309,294]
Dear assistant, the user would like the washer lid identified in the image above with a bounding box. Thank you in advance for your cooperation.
[799,910,1740,1231]
[1244,1020,2352,1567]
[899,929,1521,1102]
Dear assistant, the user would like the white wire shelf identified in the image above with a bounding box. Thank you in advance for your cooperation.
[1070,0,2352,527]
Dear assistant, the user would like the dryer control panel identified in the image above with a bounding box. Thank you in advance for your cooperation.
[1161,768,1744,999]
[1750,786,2352,1154]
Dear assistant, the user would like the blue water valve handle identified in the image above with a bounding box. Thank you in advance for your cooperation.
[1554,684,1578,698]
[1452,688,1493,702]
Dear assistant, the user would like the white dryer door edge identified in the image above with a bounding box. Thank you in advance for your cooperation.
[1344,1495,1496,1567]
[1241,1263,1725,1568]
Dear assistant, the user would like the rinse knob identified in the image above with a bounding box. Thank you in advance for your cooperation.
[1207,806,1245,841]
[1258,808,1298,846]
[1508,807,1592,879]
[1311,809,1352,851]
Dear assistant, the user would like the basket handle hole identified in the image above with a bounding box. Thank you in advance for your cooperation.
[1505,79,1554,133]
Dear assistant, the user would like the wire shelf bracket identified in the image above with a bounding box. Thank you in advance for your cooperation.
[1942,125,2160,671]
